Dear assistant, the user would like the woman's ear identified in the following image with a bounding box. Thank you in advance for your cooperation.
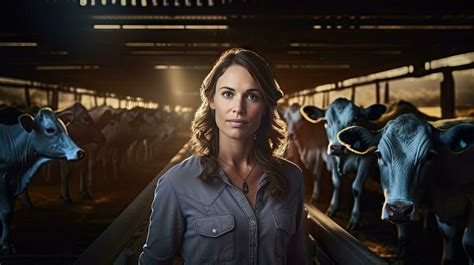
[209,99,215,110]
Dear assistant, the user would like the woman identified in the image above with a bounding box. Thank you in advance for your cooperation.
[139,48,311,264]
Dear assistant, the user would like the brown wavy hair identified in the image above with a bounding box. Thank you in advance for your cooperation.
[191,48,289,198]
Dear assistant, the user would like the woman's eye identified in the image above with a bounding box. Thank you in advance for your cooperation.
[247,93,260,101]
[45,128,56,134]
[222,91,233,98]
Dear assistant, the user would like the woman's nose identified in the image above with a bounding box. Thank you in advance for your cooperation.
[232,98,245,114]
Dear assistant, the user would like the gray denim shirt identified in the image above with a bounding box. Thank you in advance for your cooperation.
[139,155,310,265]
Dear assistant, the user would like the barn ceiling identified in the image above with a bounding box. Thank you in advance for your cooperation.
[1,0,474,107]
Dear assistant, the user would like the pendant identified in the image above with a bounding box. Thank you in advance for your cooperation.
[242,182,249,194]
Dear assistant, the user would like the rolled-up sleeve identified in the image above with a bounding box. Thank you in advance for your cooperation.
[287,174,312,264]
[138,172,185,265]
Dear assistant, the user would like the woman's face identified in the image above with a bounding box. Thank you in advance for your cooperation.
[210,64,266,142]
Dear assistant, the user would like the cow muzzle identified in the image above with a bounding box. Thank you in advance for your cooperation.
[385,201,415,223]
[328,144,346,156]
[65,148,85,161]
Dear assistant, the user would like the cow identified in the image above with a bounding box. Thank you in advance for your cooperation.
[66,106,114,202]
[301,98,387,230]
[56,103,109,204]
[139,121,175,161]
[281,103,337,203]
[337,114,474,264]
[0,103,107,205]
[0,108,83,254]
[98,107,159,181]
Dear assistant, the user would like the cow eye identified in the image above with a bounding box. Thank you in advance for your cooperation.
[375,152,385,164]
[45,127,56,135]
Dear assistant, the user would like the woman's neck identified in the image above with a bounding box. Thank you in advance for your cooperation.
[217,136,255,167]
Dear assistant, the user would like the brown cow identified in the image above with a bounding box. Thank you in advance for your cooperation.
[281,103,336,203]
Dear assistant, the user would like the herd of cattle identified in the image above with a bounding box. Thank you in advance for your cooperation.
[0,102,183,255]
[281,98,474,264]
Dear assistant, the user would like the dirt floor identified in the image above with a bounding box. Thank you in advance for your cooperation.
[0,130,191,265]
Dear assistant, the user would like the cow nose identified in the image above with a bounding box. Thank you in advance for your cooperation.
[386,202,414,223]
[329,144,346,155]
[76,149,85,160]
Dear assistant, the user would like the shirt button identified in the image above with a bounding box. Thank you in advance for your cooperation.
[211,228,217,234]
[251,241,256,247]
[250,220,256,226]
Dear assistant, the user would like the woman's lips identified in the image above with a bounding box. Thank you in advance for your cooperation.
[227,119,248,128]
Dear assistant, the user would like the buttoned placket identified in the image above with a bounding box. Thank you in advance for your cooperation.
[219,169,269,265]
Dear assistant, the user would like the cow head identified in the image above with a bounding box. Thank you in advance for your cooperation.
[281,103,302,140]
[302,98,386,156]
[337,114,474,223]
[62,103,106,145]
[18,108,85,161]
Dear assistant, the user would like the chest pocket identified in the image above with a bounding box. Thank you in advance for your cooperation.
[273,213,296,257]
[194,214,235,262]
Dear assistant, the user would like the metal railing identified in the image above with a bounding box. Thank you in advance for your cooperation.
[305,203,387,265]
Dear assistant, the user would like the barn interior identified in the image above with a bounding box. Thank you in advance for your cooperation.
[2,0,474,110]
[1,1,474,264]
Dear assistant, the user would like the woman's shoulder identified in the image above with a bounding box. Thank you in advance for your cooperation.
[158,155,226,205]
[160,155,202,183]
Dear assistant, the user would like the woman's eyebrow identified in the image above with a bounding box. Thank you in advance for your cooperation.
[246,88,261,93]
[218,86,235,91]
[218,87,261,93]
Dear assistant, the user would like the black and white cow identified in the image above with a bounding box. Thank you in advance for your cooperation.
[338,114,474,264]
[0,108,83,253]
[301,98,387,230]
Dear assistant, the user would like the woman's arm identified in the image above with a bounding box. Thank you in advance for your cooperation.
[138,172,185,265]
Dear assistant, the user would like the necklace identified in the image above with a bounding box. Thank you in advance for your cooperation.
[219,159,257,194]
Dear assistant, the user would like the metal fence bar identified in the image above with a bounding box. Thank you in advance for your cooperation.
[305,203,387,265]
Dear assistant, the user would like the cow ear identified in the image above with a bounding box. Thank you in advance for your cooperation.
[57,110,74,126]
[18,114,35,133]
[438,124,474,154]
[337,126,382,155]
[363,104,387,120]
[300,105,325,123]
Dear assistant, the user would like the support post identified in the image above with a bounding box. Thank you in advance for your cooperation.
[440,70,455,118]
[375,82,380,104]
[351,85,356,102]
[51,89,59,110]
[384,82,390,103]
[24,87,31,107]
